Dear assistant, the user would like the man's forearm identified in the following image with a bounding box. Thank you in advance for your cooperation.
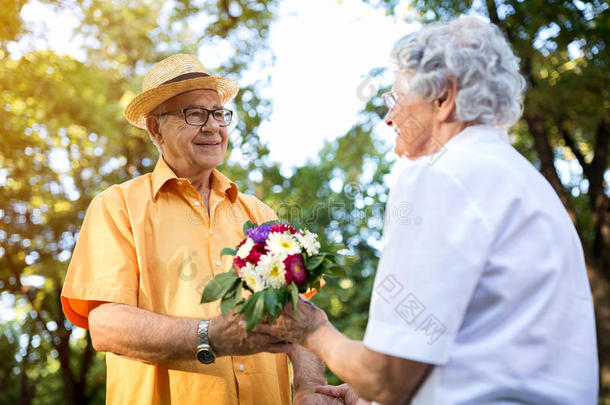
[288,345,326,394]
[89,302,199,363]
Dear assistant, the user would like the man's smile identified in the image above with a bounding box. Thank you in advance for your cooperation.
[193,139,222,148]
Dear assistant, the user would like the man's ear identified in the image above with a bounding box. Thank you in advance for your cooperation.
[145,115,163,148]
[436,77,457,122]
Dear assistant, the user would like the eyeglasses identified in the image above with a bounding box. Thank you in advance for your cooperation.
[158,107,234,127]
[382,91,399,110]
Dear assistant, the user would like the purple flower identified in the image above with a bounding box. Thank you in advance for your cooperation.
[246,224,272,243]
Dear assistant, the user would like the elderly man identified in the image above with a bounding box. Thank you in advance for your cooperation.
[61,54,332,405]
[256,16,599,405]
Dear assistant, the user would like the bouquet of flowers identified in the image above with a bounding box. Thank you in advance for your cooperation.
[201,220,349,331]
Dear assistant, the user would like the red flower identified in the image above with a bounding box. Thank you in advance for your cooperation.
[271,224,297,234]
[245,243,267,265]
[233,256,246,275]
[284,254,307,285]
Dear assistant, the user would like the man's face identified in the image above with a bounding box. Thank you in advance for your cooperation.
[385,70,436,159]
[152,89,229,175]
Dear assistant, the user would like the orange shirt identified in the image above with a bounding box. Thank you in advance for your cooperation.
[61,157,291,405]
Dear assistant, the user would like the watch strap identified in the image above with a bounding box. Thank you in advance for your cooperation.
[197,319,211,348]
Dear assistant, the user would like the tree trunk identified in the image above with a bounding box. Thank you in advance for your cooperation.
[53,285,90,405]
[523,112,579,225]
[19,335,33,405]
[590,121,610,275]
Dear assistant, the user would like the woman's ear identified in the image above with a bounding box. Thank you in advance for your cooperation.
[146,115,163,148]
[436,77,457,122]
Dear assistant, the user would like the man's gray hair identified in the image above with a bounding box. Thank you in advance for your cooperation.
[391,15,526,129]
[146,103,169,155]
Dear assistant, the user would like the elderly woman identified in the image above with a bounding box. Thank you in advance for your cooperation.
[255,15,598,405]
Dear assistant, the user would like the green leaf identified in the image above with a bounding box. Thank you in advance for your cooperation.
[220,247,237,257]
[233,282,243,305]
[201,272,239,303]
[236,298,249,314]
[305,255,325,270]
[220,280,244,315]
[319,244,348,253]
[220,289,237,315]
[264,289,281,317]
[246,293,265,332]
[324,265,347,278]
[261,220,280,227]
[289,282,299,314]
[242,220,257,235]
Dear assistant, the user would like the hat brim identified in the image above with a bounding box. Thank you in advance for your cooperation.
[124,76,239,129]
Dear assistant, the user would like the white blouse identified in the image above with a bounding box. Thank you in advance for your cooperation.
[364,125,598,404]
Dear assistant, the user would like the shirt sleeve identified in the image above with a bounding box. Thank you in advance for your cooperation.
[61,187,139,329]
[363,164,493,365]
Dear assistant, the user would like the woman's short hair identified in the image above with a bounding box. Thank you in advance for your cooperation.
[391,15,526,129]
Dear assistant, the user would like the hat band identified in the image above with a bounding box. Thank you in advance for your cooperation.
[162,72,210,85]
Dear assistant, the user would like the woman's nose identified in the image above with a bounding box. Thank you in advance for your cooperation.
[385,111,394,127]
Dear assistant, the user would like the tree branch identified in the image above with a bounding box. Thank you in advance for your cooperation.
[485,0,500,25]
[523,112,578,226]
[559,124,591,176]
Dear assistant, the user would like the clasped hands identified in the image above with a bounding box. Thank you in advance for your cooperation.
[209,298,370,404]
[209,296,328,356]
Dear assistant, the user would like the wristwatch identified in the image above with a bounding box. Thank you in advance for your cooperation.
[196,319,216,364]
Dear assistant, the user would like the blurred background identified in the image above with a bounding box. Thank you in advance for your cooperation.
[0,0,608,403]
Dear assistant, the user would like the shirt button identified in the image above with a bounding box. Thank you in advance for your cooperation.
[193,201,200,207]
[216,260,221,266]
[238,364,245,371]
[209,229,214,235]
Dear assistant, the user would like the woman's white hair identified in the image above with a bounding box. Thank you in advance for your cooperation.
[391,15,526,129]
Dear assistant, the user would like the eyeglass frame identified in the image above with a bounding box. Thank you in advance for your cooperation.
[382,91,399,110]
[156,106,234,127]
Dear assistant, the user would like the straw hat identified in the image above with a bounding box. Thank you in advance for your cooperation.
[125,54,239,129]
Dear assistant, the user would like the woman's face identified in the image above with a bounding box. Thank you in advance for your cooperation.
[385,70,437,159]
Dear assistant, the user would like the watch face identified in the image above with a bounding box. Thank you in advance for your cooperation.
[197,349,215,364]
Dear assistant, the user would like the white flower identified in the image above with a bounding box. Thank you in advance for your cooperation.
[239,263,267,292]
[266,232,301,256]
[257,254,287,289]
[296,230,320,256]
[236,237,255,259]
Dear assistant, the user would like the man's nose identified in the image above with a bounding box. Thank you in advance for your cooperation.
[201,115,221,131]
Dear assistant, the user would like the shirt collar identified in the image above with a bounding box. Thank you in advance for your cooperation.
[151,157,238,203]
[444,124,510,149]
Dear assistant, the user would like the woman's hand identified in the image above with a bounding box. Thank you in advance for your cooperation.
[252,297,329,345]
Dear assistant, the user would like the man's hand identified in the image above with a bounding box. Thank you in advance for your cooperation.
[315,384,371,405]
[293,390,349,405]
[208,309,294,357]
[252,297,329,345]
